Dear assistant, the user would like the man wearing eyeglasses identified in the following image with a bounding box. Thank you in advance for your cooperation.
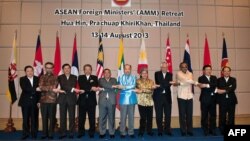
[38,62,65,140]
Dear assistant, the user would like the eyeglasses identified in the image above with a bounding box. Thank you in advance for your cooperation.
[45,67,53,69]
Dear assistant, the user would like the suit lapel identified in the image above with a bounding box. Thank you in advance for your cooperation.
[25,76,33,88]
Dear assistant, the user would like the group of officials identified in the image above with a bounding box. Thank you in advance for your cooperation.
[18,61,237,140]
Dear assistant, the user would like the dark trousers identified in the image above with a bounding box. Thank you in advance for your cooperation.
[200,99,216,133]
[154,94,172,133]
[138,105,153,134]
[177,98,193,134]
[219,100,236,133]
[21,104,39,137]
[40,103,57,137]
[78,104,96,136]
[59,103,76,136]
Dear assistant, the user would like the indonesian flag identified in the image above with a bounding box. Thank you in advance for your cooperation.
[203,35,211,66]
[53,32,62,76]
[6,32,18,104]
[137,36,148,74]
[96,35,104,79]
[116,38,125,110]
[33,34,43,77]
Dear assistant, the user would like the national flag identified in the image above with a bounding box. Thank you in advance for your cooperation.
[116,38,125,110]
[137,36,148,74]
[166,35,173,74]
[203,35,211,66]
[96,35,104,79]
[71,33,79,77]
[71,33,80,91]
[165,35,173,102]
[183,36,193,73]
[221,36,229,76]
[221,37,229,68]
[112,0,131,7]
[6,32,18,104]
[53,32,61,76]
[183,35,194,93]
[33,33,43,77]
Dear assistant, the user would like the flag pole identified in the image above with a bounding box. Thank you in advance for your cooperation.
[4,103,16,132]
[5,30,17,133]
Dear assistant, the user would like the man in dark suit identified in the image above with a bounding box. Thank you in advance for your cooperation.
[153,62,173,136]
[77,64,98,138]
[57,64,79,139]
[198,65,217,136]
[19,65,40,140]
[217,66,237,135]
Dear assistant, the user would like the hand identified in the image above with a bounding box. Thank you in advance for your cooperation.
[79,90,85,94]
[37,103,40,108]
[197,83,207,88]
[58,90,66,94]
[112,85,118,88]
[117,85,125,89]
[74,88,80,93]
[134,89,142,93]
[98,87,104,91]
[91,87,98,91]
[152,85,160,89]
[217,89,226,94]
[52,88,59,93]
[170,81,179,86]
[36,87,41,92]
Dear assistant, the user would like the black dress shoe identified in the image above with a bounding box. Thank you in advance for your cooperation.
[89,134,94,138]
[166,131,173,136]
[77,134,83,138]
[181,132,186,136]
[69,135,74,139]
[59,135,66,139]
[21,135,29,140]
[158,133,163,136]
[130,135,135,138]
[147,132,154,136]
[120,135,125,138]
[99,134,105,138]
[110,135,115,138]
[41,136,47,140]
[138,133,143,137]
[210,131,217,136]
[187,132,193,136]
[31,133,37,139]
[48,136,53,140]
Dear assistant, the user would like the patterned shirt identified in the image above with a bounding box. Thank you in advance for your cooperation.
[39,73,58,103]
[136,78,154,106]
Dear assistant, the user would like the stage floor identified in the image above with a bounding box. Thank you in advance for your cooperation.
[0,128,223,141]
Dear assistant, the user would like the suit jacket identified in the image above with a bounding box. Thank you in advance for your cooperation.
[98,77,118,105]
[198,75,217,104]
[77,75,98,106]
[57,74,77,105]
[18,76,40,107]
[153,71,172,103]
[217,76,237,105]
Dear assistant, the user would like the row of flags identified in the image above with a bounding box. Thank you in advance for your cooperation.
[6,31,230,108]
